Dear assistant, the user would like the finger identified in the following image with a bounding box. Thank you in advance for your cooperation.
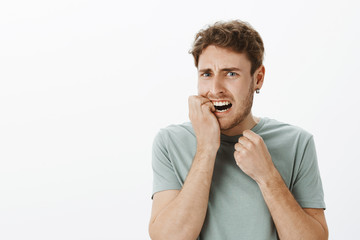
[202,101,216,112]
[243,130,262,145]
[196,95,212,105]
[189,95,212,108]
[234,142,241,151]
[234,146,246,160]
[191,95,215,113]
[197,95,217,112]
[189,95,208,115]
[188,95,199,109]
[237,136,252,150]
[188,96,199,117]
[234,151,241,162]
[234,142,248,152]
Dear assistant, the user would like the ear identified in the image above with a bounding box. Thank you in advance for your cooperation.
[253,65,265,91]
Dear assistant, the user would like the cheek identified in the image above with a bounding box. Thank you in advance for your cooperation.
[233,83,251,97]
[197,81,209,95]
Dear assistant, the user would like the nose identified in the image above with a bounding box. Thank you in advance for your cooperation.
[210,76,225,95]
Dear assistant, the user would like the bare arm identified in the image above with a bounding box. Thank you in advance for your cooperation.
[149,96,220,240]
[149,149,217,240]
[259,170,328,239]
[234,130,328,240]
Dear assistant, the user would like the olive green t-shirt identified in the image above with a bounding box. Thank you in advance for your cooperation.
[151,117,325,240]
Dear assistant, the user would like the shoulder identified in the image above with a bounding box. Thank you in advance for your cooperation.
[260,117,313,144]
[157,122,195,138]
[153,122,196,147]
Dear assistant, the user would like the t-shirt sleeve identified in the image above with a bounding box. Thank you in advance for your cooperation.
[292,136,326,209]
[151,130,182,199]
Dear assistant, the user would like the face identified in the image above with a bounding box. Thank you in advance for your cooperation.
[197,45,263,134]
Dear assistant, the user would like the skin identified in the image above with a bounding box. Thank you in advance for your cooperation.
[197,45,262,137]
[149,45,328,240]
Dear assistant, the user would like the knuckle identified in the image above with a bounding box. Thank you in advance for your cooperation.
[195,98,202,105]
[202,102,211,108]
[244,130,252,136]
[241,148,248,156]
[189,95,199,104]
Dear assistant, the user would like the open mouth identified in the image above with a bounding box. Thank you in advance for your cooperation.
[212,101,232,113]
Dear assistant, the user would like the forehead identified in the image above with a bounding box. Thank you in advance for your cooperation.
[198,45,251,71]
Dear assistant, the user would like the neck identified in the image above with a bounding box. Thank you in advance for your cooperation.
[221,112,260,136]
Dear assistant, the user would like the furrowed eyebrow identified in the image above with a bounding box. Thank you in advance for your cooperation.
[198,68,212,73]
[221,67,242,72]
[198,67,242,73]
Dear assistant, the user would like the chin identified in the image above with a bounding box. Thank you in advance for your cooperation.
[218,118,237,131]
[218,112,249,132]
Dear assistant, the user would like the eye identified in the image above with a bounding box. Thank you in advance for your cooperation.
[227,72,237,77]
[201,72,211,77]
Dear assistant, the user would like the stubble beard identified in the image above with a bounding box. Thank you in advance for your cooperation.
[219,80,255,131]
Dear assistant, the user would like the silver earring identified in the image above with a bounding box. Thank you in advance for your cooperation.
[255,89,260,94]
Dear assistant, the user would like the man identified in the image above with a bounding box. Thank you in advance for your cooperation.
[148,20,328,240]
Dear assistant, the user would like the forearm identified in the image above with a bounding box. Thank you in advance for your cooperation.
[151,149,216,240]
[258,171,327,240]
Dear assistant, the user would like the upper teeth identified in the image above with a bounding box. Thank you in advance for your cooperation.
[213,101,231,106]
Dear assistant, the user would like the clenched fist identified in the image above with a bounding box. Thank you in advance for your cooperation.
[234,130,278,184]
[188,95,220,153]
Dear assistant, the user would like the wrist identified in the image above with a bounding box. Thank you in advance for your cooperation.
[256,168,283,189]
[196,144,219,156]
